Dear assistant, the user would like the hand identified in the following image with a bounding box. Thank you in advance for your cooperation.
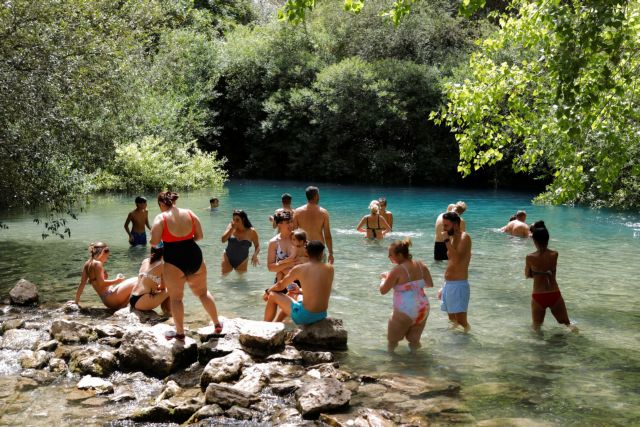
[437,288,443,300]
[251,254,260,267]
[440,231,450,241]
[262,292,269,302]
[128,235,133,243]
[380,271,388,279]
[328,253,334,264]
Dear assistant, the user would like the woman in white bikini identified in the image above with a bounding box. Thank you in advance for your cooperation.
[129,244,171,314]
[74,242,135,309]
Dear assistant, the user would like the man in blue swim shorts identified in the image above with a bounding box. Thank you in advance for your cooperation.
[264,240,334,325]
[125,196,151,246]
[438,211,472,332]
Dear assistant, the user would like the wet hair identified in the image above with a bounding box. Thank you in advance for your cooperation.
[88,241,109,259]
[135,196,147,205]
[442,211,461,224]
[306,240,325,260]
[305,186,319,201]
[292,229,307,242]
[281,193,292,203]
[509,214,517,222]
[531,223,549,248]
[378,197,387,207]
[233,209,253,228]
[150,245,164,263]
[530,220,546,230]
[516,210,527,220]
[390,238,412,260]
[454,201,467,214]
[209,197,218,203]
[158,191,179,207]
[274,210,291,224]
[369,200,380,214]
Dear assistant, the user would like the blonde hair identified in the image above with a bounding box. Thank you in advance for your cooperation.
[446,204,456,212]
[389,238,412,260]
[369,200,380,214]
[88,242,108,260]
[454,201,467,214]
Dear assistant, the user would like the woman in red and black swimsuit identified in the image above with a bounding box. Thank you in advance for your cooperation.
[150,191,223,340]
[525,221,575,332]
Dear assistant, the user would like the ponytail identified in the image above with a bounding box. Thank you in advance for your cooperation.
[390,238,412,260]
[157,191,179,207]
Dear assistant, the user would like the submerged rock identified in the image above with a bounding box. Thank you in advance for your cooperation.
[295,377,351,418]
[9,279,39,306]
[291,318,348,351]
[50,320,97,344]
[117,323,198,378]
[476,418,556,427]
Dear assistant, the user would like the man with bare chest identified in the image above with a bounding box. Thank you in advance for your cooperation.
[438,211,472,332]
[293,186,334,264]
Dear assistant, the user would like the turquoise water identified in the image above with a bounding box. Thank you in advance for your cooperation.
[1,180,639,425]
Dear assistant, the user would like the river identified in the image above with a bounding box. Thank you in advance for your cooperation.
[1,180,639,425]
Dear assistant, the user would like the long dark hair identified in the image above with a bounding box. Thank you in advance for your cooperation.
[233,209,253,229]
[150,245,164,263]
[530,221,549,248]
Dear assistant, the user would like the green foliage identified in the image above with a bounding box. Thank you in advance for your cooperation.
[434,0,640,207]
[94,136,227,192]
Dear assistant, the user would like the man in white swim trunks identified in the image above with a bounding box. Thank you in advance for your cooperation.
[438,211,472,332]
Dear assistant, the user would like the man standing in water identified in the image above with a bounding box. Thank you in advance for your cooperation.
[434,204,456,261]
[293,186,334,264]
[270,193,294,228]
[439,211,472,332]
[501,210,530,237]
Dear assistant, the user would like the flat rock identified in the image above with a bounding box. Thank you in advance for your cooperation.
[200,350,252,388]
[77,375,114,394]
[94,324,125,338]
[50,320,97,344]
[307,363,353,382]
[198,335,242,364]
[205,383,260,408]
[1,328,49,350]
[477,418,556,427]
[376,374,460,398]
[69,347,118,377]
[166,361,204,388]
[66,388,96,402]
[9,279,39,306]
[187,404,224,423]
[117,323,198,378]
[266,345,303,364]
[291,318,347,351]
[295,378,351,418]
[237,318,286,357]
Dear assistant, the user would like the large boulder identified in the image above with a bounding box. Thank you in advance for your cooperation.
[200,350,252,389]
[237,319,286,357]
[9,279,39,306]
[50,320,97,344]
[69,347,118,377]
[204,383,260,409]
[291,318,347,351]
[295,378,351,419]
[117,324,198,378]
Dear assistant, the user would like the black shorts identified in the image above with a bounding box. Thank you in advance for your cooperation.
[434,241,448,261]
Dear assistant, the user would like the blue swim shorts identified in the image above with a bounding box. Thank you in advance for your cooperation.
[130,231,147,246]
[440,280,470,314]
[290,300,327,325]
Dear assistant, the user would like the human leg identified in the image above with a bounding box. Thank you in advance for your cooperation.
[104,277,137,309]
[132,291,170,311]
[221,253,233,275]
[550,296,571,326]
[268,292,296,319]
[387,310,413,352]
[531,298,546,331]
[187,263,221,327]
[452,312,470,332]
[234,258,249,273]
[405,319,427,351]
[164,263,186,335]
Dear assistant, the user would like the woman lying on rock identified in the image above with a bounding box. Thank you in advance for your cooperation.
[73,242,136,309]
[129,244,171,314]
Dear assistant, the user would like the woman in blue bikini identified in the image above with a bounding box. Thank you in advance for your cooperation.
[221,209,260,275]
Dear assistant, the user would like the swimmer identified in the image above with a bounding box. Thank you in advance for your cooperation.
[124,196,151,245]
[438,211,472,332]
[209,197,219,211]
[379,239,434,352]
[378,197,393,230]
[501,210,530,237]
[221,209,260,274]
[73,242,136,309]
[150,191,222,340]
[525,221,576,332]
[129,244,171,314]
[356,200,391,240]
[264,240,333,325]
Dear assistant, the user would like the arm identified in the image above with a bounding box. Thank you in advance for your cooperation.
[420,262,434,288]
[192,211,204,241]
[356,216,367,233]
[268,265,302,293]
[292,209,299,230]
[379,268,397,295]
[221,222,234,243]
[524,255,533,278]
[74,266,89,304]
[145,212,151,231]
[150,214,163,246]
[445,234,470,263]
[388,212,394,230]
[380,216,392,236]
[323,211,334,264]
[124,213,132,242]
[251,229,260,266]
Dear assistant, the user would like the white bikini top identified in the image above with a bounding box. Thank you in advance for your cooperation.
[139,261,163,286]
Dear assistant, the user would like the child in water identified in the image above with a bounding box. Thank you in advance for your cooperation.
[379,239,434,352]
[124,196,151,245]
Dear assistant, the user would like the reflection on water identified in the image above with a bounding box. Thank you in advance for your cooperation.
[1,180,639,425]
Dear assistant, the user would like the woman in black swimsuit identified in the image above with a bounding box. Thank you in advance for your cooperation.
[221,209,260,275]
[357,200,391,240]
[150,191,223,340]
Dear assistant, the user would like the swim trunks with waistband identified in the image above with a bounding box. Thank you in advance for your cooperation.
[130,231,147,246]
[440,279,470,314]
[290,300,327,325]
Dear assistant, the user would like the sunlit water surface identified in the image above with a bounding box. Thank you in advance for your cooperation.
[1,180,639,425]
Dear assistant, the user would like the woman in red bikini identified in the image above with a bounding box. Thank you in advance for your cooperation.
[525,221,574,331]
[150,191,223,340]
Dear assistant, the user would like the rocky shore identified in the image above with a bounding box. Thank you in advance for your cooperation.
[0,279,483,426]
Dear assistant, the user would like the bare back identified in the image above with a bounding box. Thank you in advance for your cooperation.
[504,220,530,238]
[526,249,560,294]
[292,261,334,312]
[445,232,472,281]
[434,214,445,242]
[294,204,328,243]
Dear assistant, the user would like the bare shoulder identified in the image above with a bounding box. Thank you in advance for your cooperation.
[268,234,279,244]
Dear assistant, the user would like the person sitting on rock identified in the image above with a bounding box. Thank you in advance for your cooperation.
[263,240,333,325]
[129,244,171,315]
